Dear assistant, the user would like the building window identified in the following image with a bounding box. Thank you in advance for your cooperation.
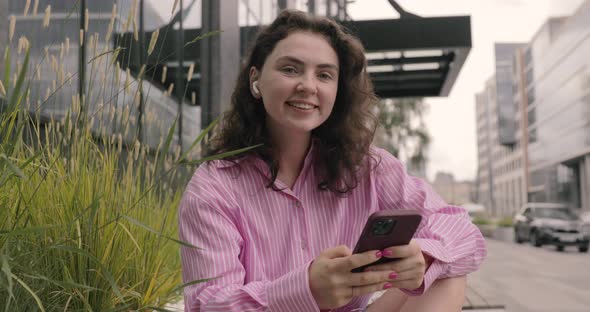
[527,87,535,106]
[528,128,537,144]
[524,47,532,67]
[528,108,536,126]
[525,68,534,88]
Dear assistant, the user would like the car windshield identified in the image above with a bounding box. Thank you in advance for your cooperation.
[534,208,577,220]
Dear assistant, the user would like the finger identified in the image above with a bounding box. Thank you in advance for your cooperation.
[382,241,421,259]
[387,269,422,283]
[346,270,397,287]
[351,282,393,297]
[333,249,382,272]
[387,270,425,290]
[321,245,353,260]
[366,256,423,273]
[388,274,425,291]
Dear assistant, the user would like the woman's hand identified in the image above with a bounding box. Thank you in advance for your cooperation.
[364,240,433,291]
[308,245,397,310]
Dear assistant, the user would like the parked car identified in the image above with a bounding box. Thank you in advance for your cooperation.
[513,203,589,252]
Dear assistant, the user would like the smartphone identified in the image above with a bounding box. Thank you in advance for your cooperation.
[351,209,422,273]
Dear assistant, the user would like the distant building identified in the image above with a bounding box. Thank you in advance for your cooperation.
[432,172,474,205]
[520,2,590,211]
[475,0,590,216]
[475,43,526,218]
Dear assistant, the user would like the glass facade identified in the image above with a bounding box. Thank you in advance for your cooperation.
[476,44,530,217]
[239,0,280,26]
[3,0,198,152]
[494,44,524,146]
[526,3,590,208]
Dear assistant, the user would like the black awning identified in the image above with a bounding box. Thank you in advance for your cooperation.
[340,16,471,98]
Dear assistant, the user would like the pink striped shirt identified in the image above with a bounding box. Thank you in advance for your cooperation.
[178,145,487,311]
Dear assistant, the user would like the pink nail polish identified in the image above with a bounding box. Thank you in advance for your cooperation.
[383,283,392,290]
[389,272,397,279]
[375,251,382,258]
[382,250,393,257]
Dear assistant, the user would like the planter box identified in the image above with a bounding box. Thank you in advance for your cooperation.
[476,224,497,238]
[493,227,514,242]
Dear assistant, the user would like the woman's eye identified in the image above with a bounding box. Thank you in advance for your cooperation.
[281,67,297,74]
[319,72,333,80]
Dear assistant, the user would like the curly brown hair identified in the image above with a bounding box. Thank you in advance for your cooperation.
[206,10,378,194]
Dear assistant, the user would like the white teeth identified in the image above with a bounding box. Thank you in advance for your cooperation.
[287,102,315,110]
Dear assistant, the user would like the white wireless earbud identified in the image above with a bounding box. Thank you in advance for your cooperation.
[252,81,260,96]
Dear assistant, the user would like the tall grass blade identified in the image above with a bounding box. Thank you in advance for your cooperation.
[178,116,219,162]
[0,225,58,237]
[0,153,26,180]
[7,47,29,112]
[10,273,46,312]
[1,254,14,301]
[2,48,10,90]
[49,245,125,301]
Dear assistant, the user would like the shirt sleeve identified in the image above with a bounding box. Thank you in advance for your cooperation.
[178,164,320,311]
[373,148,487,296]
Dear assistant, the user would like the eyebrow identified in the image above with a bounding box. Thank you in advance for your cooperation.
[276,56,339,71]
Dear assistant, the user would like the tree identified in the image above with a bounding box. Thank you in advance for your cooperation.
[376,97,431,169]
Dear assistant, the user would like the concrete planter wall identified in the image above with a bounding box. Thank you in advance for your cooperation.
[476,224,497,238]
[493,227,514,242]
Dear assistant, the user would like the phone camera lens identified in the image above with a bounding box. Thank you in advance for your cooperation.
[372,218,396,236]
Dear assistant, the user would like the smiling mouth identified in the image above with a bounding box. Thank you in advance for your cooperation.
[286,101,317,110]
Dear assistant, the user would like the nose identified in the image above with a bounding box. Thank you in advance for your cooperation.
[296,74,317,95]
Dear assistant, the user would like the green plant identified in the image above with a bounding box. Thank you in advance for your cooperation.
[497,217,514,227]
[1,45,176,311]
[377,98,430,167]
[471,216,493,226]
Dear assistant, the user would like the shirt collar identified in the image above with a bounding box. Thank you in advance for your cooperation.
[213,138,319,177]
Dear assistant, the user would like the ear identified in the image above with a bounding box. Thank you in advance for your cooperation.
[249,66,261,98]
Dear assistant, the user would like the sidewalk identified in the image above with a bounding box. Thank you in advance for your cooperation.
[463,282,506,311]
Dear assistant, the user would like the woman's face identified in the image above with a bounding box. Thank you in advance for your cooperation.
[251,31,339,139]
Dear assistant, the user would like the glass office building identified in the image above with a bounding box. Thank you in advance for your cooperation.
[524,2,590,211]
[476,0,590,214]
[475,44,525,218]
[1,0,195,151]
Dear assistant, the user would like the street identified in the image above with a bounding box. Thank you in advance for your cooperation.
[467,238,590,312]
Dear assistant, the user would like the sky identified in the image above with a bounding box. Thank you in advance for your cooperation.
[346,0,585,181]
[148,0,585,182]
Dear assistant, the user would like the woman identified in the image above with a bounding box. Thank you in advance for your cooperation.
[179,10,486,312]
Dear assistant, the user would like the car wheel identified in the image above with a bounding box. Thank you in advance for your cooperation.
[530,231,542,247]
[579,244,589,253]
[514,228,524,244]
[556,245,565,252]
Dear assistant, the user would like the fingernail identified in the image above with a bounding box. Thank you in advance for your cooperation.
[375,251,382,258]
[389,272,397,279]
[383,283,392,290]
[382,250,393,257]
